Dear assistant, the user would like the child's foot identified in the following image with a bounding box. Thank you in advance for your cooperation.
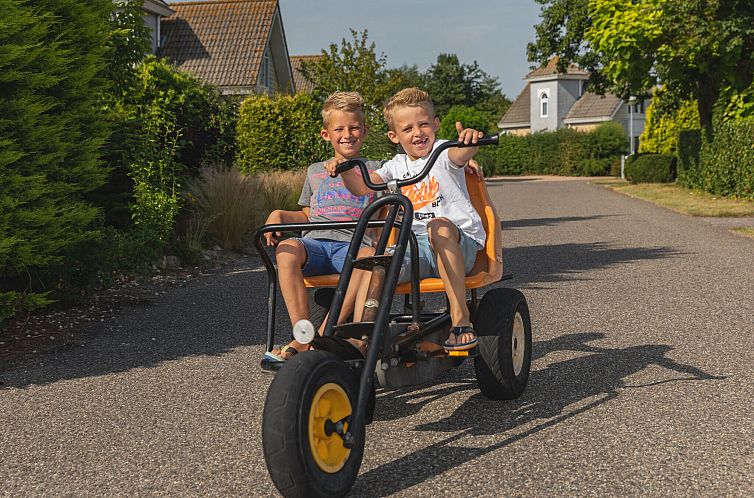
[260,342,309,371]
[444,326,478,351]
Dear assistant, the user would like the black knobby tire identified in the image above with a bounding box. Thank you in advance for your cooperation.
[262,350,365,497]
[473,288,532,400]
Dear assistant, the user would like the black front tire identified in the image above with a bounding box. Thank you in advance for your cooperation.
[473,288,532,400]
[262,350,365,497]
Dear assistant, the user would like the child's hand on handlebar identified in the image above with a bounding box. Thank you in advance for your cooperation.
[455,121,484,145]
[324,157,342,177]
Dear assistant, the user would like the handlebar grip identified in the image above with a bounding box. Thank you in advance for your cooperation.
[328,159,359,178]
[456,133,499,147]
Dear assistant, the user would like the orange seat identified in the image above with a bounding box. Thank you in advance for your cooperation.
[303,171,503,293]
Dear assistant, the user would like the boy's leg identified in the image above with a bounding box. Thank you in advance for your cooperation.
[275,239,312,353]
[317,245,375,332]
[426,218,475,347]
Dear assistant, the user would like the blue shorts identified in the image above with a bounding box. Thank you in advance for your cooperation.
[298,238,350,276]
[396,228,480,284]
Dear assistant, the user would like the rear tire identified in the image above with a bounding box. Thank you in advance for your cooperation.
[473,288,532,400]
[262,350,365,497]
[308,288,334,331]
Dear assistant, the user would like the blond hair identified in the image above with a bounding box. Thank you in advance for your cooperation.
[321,91,365,127]
[383,87,435,131]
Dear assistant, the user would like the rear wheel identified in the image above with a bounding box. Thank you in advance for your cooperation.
[473,288,532,400]
[308,288,334,331]
[262,350,365,497]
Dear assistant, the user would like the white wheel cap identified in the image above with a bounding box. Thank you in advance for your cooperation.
[293,319,316,344]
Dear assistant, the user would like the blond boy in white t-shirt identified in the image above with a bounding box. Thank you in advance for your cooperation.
[327,87,485,352]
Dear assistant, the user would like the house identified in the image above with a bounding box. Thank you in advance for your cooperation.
[113,0,174,54]
[498,58,645,151]
[159,0,294,96]
[289,55,321,93]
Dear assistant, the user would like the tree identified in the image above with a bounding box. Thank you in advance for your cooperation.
[300,29,390,128]
[528,0,754,128]
[423,54,510,129]
[0,0,112,319]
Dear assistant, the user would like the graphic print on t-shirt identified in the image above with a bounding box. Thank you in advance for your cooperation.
[401,176,440,210]
[310,170,373,221]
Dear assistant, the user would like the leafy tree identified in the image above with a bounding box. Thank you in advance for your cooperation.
[639,92,700,154]
[529,0,754,128]
[300,29,390,128]
[423,54,510,127]
[0,0,112,319]
[438,106,491,140]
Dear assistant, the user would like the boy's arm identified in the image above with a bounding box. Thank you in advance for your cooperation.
[263,209,309,245]
[324,158,382,196]
[448,121,485,167]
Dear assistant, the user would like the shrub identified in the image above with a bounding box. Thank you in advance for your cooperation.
[625,154,677,183]
[236,93,329,173]
[639,95,700,155]
[698,117,754,199]
[0,0,112,320]
[676,129,703,188]
[438,105,491,140]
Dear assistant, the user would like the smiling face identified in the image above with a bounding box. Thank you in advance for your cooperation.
[386,105,440,161]
[320,110,368,161]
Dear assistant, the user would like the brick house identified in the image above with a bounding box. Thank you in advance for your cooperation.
[159,0,294,96]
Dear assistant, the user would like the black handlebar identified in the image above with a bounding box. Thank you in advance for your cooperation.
[332,134,499,191]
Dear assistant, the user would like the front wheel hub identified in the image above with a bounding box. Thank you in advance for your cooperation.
[308,382,352,473]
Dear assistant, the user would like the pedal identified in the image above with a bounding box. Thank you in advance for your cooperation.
[333,321,375,340]
[352,254,393,271]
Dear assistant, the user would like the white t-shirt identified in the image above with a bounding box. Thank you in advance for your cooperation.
[375,140,485,248]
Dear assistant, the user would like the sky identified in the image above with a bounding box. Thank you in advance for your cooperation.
[169,0,544,99]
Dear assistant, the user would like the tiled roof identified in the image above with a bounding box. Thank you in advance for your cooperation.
[564,92,622,121]
[161,0,278,88]
[290,55,320,93]
[498,83,531,128]
[526,56,589,79]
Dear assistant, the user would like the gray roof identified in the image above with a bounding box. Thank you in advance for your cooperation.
[563,92,622,122]
[526,56,589,79]
[497,83,530,128]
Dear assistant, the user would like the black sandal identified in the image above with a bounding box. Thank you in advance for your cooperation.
[443,326,478,351]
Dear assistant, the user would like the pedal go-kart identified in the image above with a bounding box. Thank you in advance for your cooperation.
[253,135,532,497]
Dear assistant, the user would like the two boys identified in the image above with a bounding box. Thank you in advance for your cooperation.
[264,87,485,366]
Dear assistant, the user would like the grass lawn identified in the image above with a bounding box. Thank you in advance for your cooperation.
[607,182,754,217]
[733,227,754,239]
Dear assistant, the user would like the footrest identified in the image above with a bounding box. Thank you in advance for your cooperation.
[333,322,375,340]
[352,254,393,271]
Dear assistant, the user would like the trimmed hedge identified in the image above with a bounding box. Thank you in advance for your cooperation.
[485,122,626,176]
[676,129,702,187]
[625,154,677,183]
[697,117,754,199]
[236,93,330,173]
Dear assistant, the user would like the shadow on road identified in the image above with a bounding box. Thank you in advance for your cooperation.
[354,333,722,496]
[502,215,613,230]
[1,240,680,390]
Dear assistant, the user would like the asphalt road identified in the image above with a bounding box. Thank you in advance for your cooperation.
[2,178,753,497]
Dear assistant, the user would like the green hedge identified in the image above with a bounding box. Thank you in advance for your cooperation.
[697,117,754,199]
[625,154,677,183]
[676,129,703,187]
[236,93,330,173]
[485,122,626,176]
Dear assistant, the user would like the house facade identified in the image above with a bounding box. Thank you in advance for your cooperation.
[158,0,294,96]
[141,0,174,54]
[499,58,646,150]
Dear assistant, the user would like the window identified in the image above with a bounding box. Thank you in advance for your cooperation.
[540,92,549,117]
[259,48,270,88]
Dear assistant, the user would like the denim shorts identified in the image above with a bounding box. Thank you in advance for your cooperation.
[298,238,350,276]
[396,228,480,284]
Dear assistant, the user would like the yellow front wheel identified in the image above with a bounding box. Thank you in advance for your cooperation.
[263,350,365,498]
